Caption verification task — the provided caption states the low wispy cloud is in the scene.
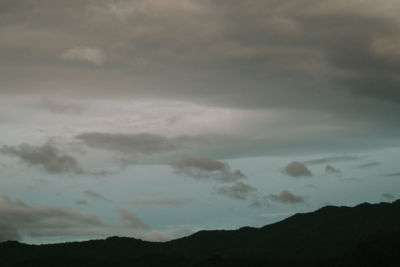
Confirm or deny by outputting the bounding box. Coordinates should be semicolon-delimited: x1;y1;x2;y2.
386;172;400;177
357;162;381;169
171;156;245;182
61;46;106;66
171;225;198;239
24;179;48;192
266;190;305;204
0;223;21;242
382;193;395;200
75;199;88;206
325;165;340;174
76;132;177;155
0;142;83;174
83;190;111;202
304;155;358;165
282;161;312;177
217;182;256;200
342;177;362;183
118;208;151;230
126;198;192;206
36;97;83;114
0;195;108;242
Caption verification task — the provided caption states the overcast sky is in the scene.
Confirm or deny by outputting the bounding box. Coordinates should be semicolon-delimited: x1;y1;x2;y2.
0;0;399;244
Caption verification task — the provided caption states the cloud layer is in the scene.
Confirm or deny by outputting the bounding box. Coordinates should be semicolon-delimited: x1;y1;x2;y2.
2;0;400;118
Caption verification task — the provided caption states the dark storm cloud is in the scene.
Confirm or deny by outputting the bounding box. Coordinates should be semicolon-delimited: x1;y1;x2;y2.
1;0;400;114
171;156;245;182
76;132;176;155
325;165;340;174
83;190;111;202
0;195;108;239
1;0;400;159
291;6;400;104
118;208;151;230
266;190;306;204
217;182;256;200
0;142;83;174
282;162;312;177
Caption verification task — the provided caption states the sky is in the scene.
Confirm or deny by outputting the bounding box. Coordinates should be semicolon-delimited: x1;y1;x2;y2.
0;0;400;244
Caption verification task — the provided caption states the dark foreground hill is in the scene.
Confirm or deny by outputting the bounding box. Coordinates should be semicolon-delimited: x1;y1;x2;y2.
1;200;400;267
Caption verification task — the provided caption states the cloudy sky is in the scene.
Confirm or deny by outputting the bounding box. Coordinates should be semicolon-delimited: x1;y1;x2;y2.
1;0;400;244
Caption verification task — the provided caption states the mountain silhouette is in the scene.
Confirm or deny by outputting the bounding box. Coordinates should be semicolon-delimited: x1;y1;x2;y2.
1;200;399;266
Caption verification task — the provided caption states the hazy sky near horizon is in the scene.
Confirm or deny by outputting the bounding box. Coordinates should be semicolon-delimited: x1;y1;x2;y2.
1;0;400;243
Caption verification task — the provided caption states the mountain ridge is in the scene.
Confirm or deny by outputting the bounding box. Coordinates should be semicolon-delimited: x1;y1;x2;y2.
1;199;399;266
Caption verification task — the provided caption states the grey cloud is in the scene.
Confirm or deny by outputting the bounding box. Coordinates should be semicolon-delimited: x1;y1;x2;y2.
83;190;110;202
171;156;245;182
266;190;306;204
357;162;381;168
118;208;151;230
251;200;262;208
24;179;48;192
0;195;108;239
173;156;227;172
282;161;312;177
36;97;83;114
386;172;400;177
126;198;192;206
76;132;176;155
61;46;106;66
382;193;395;200
305;184;318;189
325;165;340;174
0;223;21;242
72;131;385;164
89;169;115;177
75;199;88;205
304;155;358;165
0;142;83;174
342;177;362;183
217;182;256;200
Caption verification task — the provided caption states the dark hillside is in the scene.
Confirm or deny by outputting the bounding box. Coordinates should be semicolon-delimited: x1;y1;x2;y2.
1;200;399;266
